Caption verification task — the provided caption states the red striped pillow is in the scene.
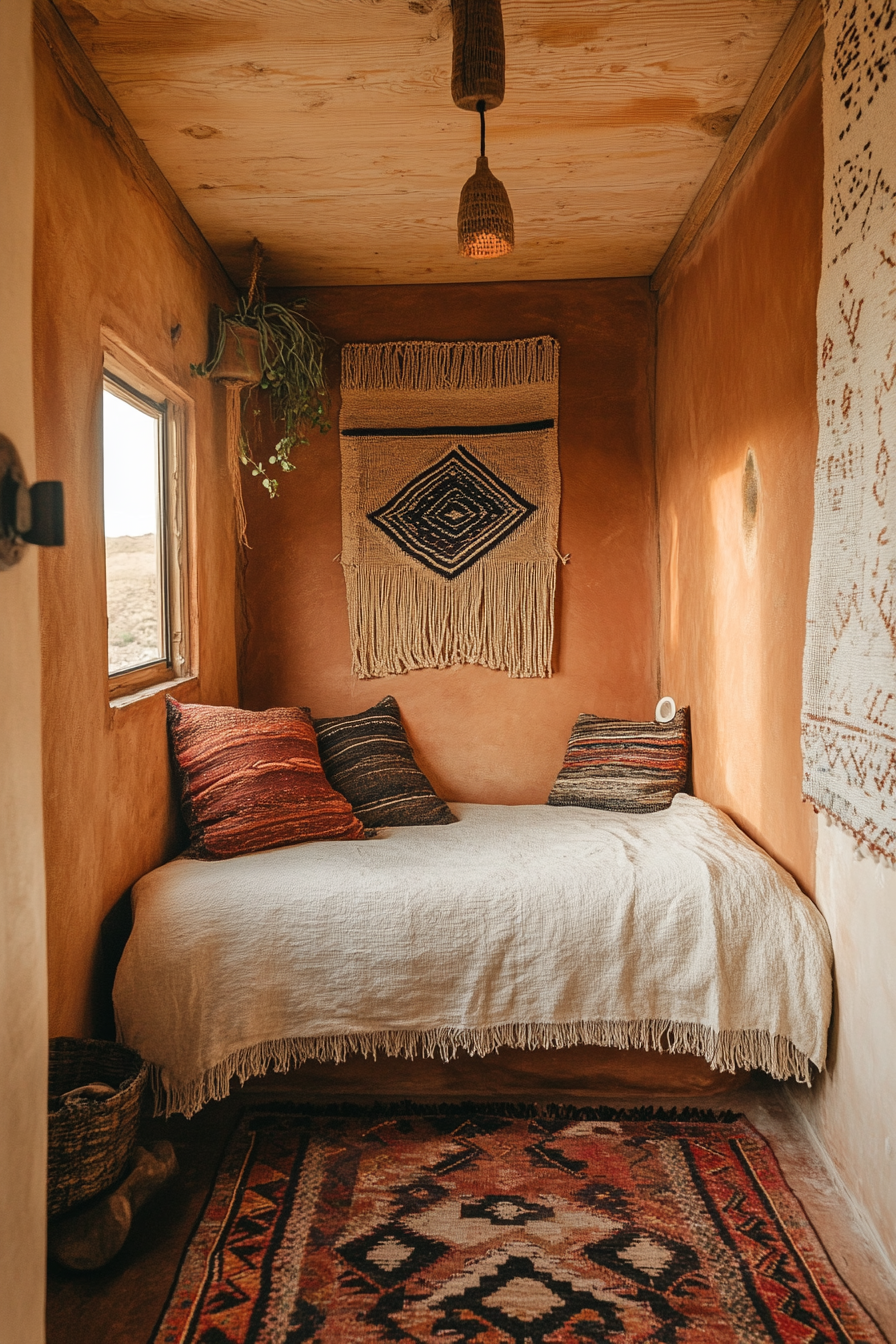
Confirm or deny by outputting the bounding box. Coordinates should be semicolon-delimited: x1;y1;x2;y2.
548;708;691;813
166;698;365;859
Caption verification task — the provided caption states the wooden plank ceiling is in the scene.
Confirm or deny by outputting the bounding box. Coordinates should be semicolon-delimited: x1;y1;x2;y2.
57;0;798;287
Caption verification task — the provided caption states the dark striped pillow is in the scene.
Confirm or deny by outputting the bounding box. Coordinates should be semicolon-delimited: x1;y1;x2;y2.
313;697;457;828
167;698;365;859
548;708;690;813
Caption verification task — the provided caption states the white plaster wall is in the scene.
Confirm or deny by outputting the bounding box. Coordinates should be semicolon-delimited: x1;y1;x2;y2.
0;0;48;1339
792;822;896;1275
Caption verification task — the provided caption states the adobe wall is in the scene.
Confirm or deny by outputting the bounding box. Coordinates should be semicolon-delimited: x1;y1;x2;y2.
0;0;48;1335
34;26;239;1036
655;50;822;895
240;279;660;805
656;42;896;1270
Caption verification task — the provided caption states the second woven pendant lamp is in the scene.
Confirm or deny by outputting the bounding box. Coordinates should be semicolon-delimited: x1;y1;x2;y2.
452;0;514;258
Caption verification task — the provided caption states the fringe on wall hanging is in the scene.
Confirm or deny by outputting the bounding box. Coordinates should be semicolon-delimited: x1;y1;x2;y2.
339;336;561;679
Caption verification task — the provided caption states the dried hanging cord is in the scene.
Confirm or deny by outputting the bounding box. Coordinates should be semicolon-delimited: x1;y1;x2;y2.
478;99;486;157
246;238;265;307
225;238;265;548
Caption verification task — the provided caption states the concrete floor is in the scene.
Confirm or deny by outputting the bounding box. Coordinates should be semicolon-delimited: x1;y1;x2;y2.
46;1068;896;1343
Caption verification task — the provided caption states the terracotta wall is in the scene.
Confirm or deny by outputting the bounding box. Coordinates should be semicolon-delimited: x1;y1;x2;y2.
1;0;48;1334
240;279;658;804
34;29;239;1037
656;43;896;1272
800;21;896;1256
793;822;896;1270
655;48;822;897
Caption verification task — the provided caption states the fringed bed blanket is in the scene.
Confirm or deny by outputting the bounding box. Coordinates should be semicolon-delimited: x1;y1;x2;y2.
114;796;832;1117
339;337;561;679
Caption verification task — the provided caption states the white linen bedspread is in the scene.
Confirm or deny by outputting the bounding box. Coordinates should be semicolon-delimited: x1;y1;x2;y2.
114;797;833;1115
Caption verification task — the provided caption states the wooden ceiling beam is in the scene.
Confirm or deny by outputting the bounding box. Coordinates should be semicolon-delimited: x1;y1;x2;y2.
33;0;232;290
651;0;822;296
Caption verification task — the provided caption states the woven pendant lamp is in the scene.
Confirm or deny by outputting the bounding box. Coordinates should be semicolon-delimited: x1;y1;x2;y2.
451;0;505;110
457;101;514;258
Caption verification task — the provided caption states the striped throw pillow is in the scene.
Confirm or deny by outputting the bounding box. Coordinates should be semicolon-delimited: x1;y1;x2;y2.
167;698;365;859
548;708;690;813
313;697;457;828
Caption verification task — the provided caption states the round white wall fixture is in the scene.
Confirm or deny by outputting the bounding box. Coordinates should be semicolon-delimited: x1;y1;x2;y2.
655;696;676;724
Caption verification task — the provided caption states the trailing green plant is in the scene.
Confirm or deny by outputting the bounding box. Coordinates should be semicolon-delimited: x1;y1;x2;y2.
191;293;330;499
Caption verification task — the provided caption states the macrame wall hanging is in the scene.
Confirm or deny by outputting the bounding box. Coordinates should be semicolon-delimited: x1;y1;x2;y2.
801;0;896;860
339;336;562;680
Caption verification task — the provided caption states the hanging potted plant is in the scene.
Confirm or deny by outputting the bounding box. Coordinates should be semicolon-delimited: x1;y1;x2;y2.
191;242;330;543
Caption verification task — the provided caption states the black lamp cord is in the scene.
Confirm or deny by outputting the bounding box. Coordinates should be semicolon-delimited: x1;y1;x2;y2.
477;99;486;157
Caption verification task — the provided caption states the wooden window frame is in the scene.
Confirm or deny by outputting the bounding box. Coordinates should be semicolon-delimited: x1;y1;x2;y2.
102;333;197;702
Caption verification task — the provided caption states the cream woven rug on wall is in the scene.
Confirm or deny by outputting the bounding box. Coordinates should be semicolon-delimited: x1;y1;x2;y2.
802;0;896;859
340;337;561;679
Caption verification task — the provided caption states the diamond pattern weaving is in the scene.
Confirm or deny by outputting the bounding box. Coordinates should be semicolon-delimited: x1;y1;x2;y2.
367;446;536;579
339;337;560;678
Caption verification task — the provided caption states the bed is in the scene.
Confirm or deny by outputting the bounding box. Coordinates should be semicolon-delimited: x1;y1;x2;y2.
113;794;833;1117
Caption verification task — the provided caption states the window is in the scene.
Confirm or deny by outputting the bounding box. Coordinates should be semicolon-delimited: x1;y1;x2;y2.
102;353;192;698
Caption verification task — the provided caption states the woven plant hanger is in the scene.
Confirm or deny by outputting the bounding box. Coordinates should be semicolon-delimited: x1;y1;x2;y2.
451;0;505;110
221;240;265;547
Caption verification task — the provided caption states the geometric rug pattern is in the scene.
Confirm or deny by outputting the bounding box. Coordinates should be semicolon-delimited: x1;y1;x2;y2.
150;1104;885;1343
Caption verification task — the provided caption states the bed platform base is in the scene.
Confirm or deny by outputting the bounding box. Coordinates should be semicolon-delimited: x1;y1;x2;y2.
242;1045;748;1103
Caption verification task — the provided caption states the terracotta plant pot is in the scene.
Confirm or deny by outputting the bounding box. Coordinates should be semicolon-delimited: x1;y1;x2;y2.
211;324;262;385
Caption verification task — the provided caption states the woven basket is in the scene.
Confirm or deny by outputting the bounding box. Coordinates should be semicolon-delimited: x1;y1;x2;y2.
48;1038;148;1219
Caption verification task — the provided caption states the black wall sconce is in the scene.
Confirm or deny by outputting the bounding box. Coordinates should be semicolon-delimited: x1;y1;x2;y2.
0;433;65;571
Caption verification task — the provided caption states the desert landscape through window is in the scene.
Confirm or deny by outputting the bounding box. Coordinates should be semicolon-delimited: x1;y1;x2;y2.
102;385;164;675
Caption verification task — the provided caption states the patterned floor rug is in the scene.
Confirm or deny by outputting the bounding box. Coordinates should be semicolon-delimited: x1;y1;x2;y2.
151;1104;884;1343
